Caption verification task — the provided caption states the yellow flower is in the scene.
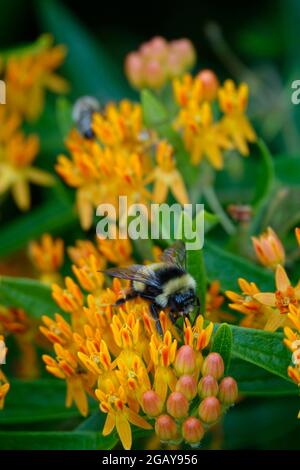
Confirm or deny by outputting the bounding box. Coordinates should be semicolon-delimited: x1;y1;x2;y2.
0;131;54;210
149;330;177;402
144;140;189;205
42;342;95;417
0;368;10;410
218;80;256;156
252;227;285;270
284;305;300;418
97;237;133;266
254;265;300;315
226;278;274;330
205;281;235;323
173;74;204;107
95;380;151;450
174;100;232;169
29;233;64;285
5;34;68;121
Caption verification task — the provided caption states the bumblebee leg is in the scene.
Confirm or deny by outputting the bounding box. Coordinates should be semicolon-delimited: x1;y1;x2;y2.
169;309;179;325
114;291;137;306
150;303;163;336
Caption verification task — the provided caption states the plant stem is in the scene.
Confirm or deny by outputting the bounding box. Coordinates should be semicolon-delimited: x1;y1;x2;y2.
203;186;236;235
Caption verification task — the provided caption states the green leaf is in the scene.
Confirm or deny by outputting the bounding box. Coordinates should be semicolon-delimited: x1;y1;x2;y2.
0;276;58;318
177;211;206;313
251;139;274;209
0;35;51;61
141;89;168;126
230;325;293;381
274;155;300;187
0;379;97;424
0;197;76;258
76;411;118;449
37;0;131;100
0;431;105;450
204;240;274;291
202;210;219;233
56;96;73;139
211;323;232;373
229;358;299;396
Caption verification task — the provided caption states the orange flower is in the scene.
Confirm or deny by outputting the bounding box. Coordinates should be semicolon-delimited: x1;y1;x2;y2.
0;131;54;210
95;381;151;450
218;80;256;156
144;140;189;205
149;330;177;402
5;34;68;121
0;369;10;410
29;233;64;284
252;227;285;269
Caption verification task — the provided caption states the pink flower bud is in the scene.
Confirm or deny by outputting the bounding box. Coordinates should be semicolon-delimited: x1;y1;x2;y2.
198;375;219;398
198;396;221;424
197;69;219;101
170;39;196;69
155;414;178;441
175;375;197;400
142;390;164;417
149;36;169;61
182;417;205;445
166;391;189;419
125;52;144;89
167;51;183;77
175;345;197;376
201;352;224;380
144;60;166;89
218;377;238;405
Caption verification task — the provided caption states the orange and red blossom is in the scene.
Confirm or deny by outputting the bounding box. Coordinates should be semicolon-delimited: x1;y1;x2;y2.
142;390;164;417
175;375;198;400
201;353;224;380
218;377;238;405
155;414;179;442
284;305;300;417
252;227;285;270
174;345;197;376
29;233;64;284
198;396;221;424
166;391;189;419
198;375;219;398
182;417;205;445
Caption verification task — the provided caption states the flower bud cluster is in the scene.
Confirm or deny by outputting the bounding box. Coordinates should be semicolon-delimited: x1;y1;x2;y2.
125;36;196;89
142;347;238;448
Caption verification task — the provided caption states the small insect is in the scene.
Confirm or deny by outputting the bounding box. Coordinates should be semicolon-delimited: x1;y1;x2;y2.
72;96;101;139
103;244;199;335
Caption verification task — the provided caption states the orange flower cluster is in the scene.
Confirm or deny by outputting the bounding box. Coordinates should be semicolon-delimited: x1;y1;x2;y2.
0;35;67;210
40;240;238;449
284;304;300;418
173;74;256;169
56;100;189;229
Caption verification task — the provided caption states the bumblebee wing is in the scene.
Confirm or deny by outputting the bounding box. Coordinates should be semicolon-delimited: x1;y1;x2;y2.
160;242;186;269
103;265;161;289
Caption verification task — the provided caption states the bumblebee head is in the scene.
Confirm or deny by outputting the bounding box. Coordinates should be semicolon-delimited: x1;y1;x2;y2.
173;289;196;316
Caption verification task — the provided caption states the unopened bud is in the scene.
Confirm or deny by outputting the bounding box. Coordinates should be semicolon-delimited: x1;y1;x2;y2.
175;345;197;376
125;53;144;89
218;377;238;405
144;60;166;89
182;417;205;445
197;69;219;100
142;390;164;417
155;414;178;441
166;391;189;419
176;375;197;400
198;375;219;398
201;352;224;380
198;396;221;424
170;39;196;69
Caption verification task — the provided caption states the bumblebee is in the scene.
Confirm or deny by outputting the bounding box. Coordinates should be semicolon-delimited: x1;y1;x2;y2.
72;96;101;139
103;244;199;335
